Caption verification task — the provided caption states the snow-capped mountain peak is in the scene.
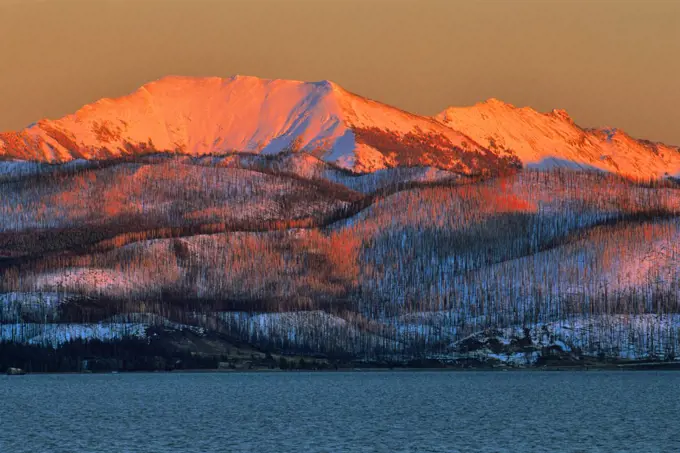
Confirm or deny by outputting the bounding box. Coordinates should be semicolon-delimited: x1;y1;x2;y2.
436;101;680;179
0;75;510;174
2;76;678;179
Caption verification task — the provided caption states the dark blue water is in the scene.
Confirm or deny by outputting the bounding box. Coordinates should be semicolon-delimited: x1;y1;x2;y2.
1;371;679;452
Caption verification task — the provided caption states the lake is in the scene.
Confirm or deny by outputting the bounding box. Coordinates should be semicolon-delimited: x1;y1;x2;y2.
1;371;679;452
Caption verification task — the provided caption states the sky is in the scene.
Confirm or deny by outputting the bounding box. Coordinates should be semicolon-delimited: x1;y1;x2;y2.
1;0;678;145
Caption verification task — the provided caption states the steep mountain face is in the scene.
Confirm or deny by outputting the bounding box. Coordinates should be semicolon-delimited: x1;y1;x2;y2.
0;76;513;174
436;99;680;179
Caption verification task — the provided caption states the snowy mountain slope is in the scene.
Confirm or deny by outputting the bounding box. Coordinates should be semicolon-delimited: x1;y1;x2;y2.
0;76;509;174
436;99;680;179
2;75;678;179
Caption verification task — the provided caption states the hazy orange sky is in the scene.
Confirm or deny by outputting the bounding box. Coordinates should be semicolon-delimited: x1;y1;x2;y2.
1;0;678;144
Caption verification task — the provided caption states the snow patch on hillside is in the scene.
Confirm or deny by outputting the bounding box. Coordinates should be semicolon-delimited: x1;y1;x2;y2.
0;313;204;347
0;322;149;347
445;315;680;363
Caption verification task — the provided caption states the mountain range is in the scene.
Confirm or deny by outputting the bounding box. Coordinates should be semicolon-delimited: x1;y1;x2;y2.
1;76;680;372
1;75;678;179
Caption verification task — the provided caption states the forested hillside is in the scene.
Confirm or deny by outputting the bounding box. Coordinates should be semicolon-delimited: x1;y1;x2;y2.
2;152;680;370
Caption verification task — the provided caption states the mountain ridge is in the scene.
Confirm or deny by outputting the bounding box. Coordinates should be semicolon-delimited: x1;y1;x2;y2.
436;98;680;179
0;75;507;174
1;75;678;178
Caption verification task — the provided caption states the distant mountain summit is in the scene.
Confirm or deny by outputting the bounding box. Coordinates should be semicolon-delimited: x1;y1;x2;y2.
0;75;511;174
1;75;678;178
436;99;680;179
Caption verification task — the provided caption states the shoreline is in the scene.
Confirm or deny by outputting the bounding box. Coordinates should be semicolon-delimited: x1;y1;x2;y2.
10;361;680;376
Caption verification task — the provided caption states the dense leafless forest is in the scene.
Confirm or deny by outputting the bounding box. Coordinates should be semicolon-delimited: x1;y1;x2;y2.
2;153;680;370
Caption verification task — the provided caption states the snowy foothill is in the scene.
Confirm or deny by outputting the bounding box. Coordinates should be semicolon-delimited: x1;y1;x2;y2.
0;322;149;348
443;315;680;364
1;302;679;364
0;159;93;182
0;313;204;348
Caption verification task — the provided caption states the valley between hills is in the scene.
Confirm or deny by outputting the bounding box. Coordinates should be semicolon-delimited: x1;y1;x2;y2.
2;76;680;372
